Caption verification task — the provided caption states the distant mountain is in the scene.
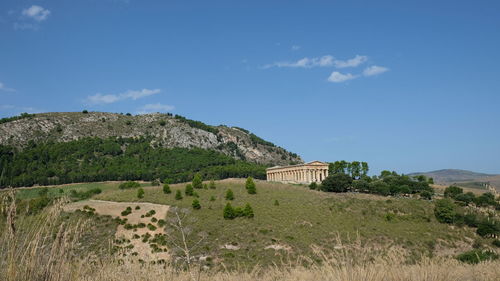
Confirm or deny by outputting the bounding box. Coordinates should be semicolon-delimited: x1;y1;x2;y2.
0;111;301;166
408;169;497;184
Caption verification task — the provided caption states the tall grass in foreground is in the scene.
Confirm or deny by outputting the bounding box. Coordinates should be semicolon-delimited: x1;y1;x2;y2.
1;190;499;281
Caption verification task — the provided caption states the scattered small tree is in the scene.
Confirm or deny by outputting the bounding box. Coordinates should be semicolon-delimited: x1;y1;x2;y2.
444;185;463;198
163;184;171;194
223;203;236;219
192;174;203;189
245;177;257;194
243;203;254;218
321;173;353;193
137;187;145;199
82;109;88;114
185;184;194;196
192;199;201;210
159;120;166;126
225;189;234;200
175;190;183;200
209;180;216;189
309;182;317;190
420;190;433;200
151;179;161;186
434;199;457;224
274;200;279;206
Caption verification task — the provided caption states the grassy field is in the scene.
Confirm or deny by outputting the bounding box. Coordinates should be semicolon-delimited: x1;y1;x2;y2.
86;178;477;267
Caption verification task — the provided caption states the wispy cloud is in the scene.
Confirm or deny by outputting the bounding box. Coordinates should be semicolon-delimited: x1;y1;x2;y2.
327;71;357;83
333;55;368;68
136;103;174;114
363;65;389;76
263;54;368;69
85;88;161;105
22;5;51;21
0;82;15;92
291;45;301;51
263;55;334;69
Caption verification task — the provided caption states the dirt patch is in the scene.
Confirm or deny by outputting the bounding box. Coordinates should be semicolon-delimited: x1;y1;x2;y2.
64;200;170;261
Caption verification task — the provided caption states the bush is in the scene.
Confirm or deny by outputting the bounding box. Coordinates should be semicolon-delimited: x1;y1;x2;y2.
434;199;457;224
162;184;171;194
175;190;183;200
456;249;498;264
82;110;88;114
245;177;257;194
119;181;141;190
209;180;216;189
121;207;132;216
159;120;166;126
223;203;236;219
151;179;161;186
192;174;203;189
420;190;433;200
185;184;194;196
274;200;279;206
321;173;353;193
243;203;254;218
192;199;201;210
209;195;216;201
135;205;141;210
476;220;500;238
309;182;317;190
225;189;234;200
444;185;463;198
492;239;500;247
137;187;145;199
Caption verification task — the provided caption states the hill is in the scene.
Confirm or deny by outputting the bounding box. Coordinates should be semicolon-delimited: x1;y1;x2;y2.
408;169;497;184
0;111;301;166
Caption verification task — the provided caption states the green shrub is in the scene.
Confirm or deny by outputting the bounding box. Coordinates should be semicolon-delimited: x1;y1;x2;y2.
245;177;257;194
157;219;166;227
309;182;317;190
82;110;88;114
456;249;498;264
135;206;141;210
476;220;500;238
147;223;157;231
243;203;254;218
444;185;463;198
209;195;216;202
192;173;203;189
223;203;236;219
175;190;183;200
151;179;161;186
434;199;457;224
162;184;171;194
209;180;216;189
492;239;500;247
192;199;201;210
137;187;145;199
185;184;194;196
119;181;141;190
225;189;234;200
274;200;279;206
420;190;433;200
121;207;132;216
159;120;166;126
321;173;353;192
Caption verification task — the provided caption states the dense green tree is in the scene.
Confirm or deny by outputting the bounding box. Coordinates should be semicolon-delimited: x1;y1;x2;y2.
162;184;171;194
185;184;194;196
137;187;145;199
474;192;497;207
321;173;353;193
243;203;254;218
476;220;499;238
420;190;433;200
245;177;256;194
192;173;203;189
225;189;234;200
175;190;183;200
209;180;216;189
434;199;457;224
454;192;475;205
309;182;317;190
444;186;463;198
223;203;236;219
192;199;201;210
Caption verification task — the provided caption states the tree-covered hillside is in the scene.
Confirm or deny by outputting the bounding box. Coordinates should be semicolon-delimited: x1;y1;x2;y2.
0;137;266;188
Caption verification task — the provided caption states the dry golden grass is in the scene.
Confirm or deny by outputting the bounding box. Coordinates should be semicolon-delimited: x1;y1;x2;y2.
1;189;499;281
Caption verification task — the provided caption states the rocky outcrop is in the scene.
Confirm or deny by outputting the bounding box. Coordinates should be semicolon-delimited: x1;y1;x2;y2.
0;112;302;166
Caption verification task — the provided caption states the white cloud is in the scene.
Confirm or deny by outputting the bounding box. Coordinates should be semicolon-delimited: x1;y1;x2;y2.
86;88;161;105
327;71;357;83
0;82;15;92
22;6;50;22
0;104;43;114
13;22;38;30
136;103;175;115
22;5;51;22
333;55;368;68
263;55;334;69
363;65;389;76
291;45;301;51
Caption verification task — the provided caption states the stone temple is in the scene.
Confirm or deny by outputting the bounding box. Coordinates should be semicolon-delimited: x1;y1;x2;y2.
266;161;329;184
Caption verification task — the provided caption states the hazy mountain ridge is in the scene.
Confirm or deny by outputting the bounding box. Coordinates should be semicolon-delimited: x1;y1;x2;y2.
0;112;301;166
408;169;497;184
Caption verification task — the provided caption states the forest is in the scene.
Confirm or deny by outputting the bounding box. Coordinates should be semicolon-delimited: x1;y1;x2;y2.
0;136;266;188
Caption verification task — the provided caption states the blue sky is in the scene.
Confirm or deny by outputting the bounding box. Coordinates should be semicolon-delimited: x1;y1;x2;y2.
1;0;499;174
